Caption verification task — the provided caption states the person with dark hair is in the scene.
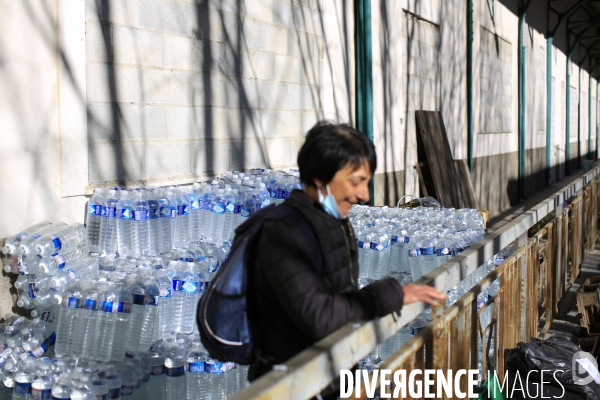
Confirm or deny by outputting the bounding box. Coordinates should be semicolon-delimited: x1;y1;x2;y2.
247;122;445;399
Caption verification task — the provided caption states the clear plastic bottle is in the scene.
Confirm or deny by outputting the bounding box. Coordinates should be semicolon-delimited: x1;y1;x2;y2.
18;223;67;257
35;223;86;257
199;183;216;241
99;189;119;256
185;340;207;400
54;283;83;356
35;244;86;276
94;283;120;361
12;353;36;400
176;263;203;334
118;359;137;397
239;187;255;225
70;375;95;400
131;191;150;258
205;358;226;399
157;189;175;255
48;257;99;292
148;347;165;400
72;285;101;359
87;188;105;253
208;189;226;245
407;236;423;282
124;278;146;353
187;185;201;242
2;221;53;255
222;188;238;242
419;234;436;275
257;183;271;209
110;283;133;362
138;277;159;352
152;267;173;342
116;191;133;257
50;372;72;400
102;364;121;400
173;189;190;249
147;189;161;257
31;364;53;400
163;341;186;400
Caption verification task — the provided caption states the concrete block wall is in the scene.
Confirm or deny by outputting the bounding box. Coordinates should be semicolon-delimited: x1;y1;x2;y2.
85;0;325;188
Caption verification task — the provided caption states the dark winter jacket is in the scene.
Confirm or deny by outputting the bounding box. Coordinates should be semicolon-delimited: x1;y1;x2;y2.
247;190;405;382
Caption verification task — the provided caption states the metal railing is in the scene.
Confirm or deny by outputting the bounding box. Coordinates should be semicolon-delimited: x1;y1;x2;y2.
232;166;600;400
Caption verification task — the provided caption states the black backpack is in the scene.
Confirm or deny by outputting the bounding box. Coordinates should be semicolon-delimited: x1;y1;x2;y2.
196;204;322;365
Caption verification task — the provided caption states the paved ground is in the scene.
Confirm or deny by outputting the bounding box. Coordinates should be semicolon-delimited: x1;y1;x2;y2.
538;244;600;343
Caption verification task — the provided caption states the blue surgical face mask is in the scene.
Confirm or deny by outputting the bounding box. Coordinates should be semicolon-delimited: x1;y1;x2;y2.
318;184;345;219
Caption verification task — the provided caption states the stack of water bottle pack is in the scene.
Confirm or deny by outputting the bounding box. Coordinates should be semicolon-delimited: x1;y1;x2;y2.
0;168;305;399
347;205;488;370
85;168;303;257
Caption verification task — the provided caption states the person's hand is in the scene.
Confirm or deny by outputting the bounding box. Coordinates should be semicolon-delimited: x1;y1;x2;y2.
402;284;446;307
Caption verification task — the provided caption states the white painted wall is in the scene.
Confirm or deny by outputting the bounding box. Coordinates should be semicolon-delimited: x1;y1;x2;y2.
0;0;88;239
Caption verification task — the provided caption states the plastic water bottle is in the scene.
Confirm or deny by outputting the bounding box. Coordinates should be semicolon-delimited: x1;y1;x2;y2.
124;279;146;353
147;190;161;257
419;235;436;275
208;189;226;245
35;244;86;276
188;185;201;242
257;183;271;209
48;257;99;291
185;340;207;399
116;191;133;257
152;268;173;342
222;188;238;242
199;184;215;240
131;191;150;258
239;187;255;224
173;190;190;249
407;237;423;281
35;223;86;256
98;189;119;255
389;232;410;274
2;221;52;255
12;354;36;399
90;371;108;400
118;359;137;397
18;223;67;257
177;262;204;334
94;283;119;361
87;188;105;253
50;372;73;399
434;236;453;267
72;286;101;359
148;346;165;400
138;277;159;352
102;364;121;400
109;283;133;362
164;341;186;400
205;358;227;399
54;283;83;356
31;364;53;400
157;189;175;255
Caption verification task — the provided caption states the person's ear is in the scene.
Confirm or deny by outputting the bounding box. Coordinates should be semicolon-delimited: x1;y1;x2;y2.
313;179;323;189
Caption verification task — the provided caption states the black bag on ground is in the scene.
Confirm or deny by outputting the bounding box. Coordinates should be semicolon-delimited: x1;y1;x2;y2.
196;204;321;365
504;336;600;400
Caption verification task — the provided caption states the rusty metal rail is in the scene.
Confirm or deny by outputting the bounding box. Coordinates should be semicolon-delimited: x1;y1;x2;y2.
231;167;600;400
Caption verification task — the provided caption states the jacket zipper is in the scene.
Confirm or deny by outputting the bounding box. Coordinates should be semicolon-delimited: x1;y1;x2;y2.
341;223;356;287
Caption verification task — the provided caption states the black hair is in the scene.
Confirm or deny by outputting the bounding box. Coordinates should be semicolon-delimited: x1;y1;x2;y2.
297;121;377;188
